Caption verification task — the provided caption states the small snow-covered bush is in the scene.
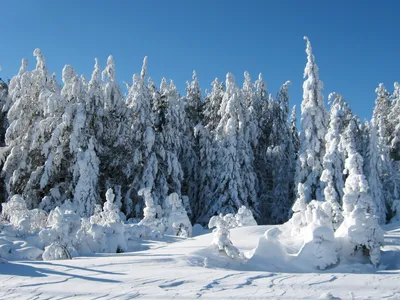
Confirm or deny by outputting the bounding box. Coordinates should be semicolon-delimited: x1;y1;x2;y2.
297;201;338;270
42;242;72;261
208;214;244;260
2;195;47;235
235;206;257;227
39;200;80;257
81;188;127;254
163;193;192;237
138;188;165;233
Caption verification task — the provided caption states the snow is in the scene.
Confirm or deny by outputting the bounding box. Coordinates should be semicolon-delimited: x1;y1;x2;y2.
1;223;399;299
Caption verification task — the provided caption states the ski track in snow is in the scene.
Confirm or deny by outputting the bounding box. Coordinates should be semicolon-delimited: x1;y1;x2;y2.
1;224;400;299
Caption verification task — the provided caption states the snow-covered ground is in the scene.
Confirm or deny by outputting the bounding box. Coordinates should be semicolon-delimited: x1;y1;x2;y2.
1;223;399;299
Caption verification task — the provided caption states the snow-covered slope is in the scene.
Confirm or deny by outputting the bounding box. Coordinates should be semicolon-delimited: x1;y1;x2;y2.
1;224;399;299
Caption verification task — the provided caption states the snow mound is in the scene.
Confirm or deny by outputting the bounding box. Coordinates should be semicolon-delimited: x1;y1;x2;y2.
42;242;72;261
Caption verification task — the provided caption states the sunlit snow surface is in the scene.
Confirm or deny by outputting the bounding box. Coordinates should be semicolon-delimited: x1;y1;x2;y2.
1;223;399;299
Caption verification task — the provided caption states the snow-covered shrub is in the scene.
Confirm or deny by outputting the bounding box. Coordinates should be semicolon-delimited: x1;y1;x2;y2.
235;206;257;227
290;183;308;235
223;213;237;228
42;242;72;261
138;188;165;233
163;193;192;237
39;200;80;257
82;188;127;254
297;201;338;270
2;195;47;235
208;214;244;260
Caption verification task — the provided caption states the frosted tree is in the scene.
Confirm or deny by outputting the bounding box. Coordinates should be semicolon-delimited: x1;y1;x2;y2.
373;83;391;143
335;119;384;266
38;64;76;211
181;71;202;219
0;78;9;204
152;79;184;208
253;73;272;222
208;214;244;260
242;72;259;148
126;57;157;217
320;93;352;229
266;81;295;223
289;105;300;201
389;82;400;159
163;192;192;237
202;73;257;220
294;37;328;207
73;138;100;216
377;116;396;221
138;187;164;232
365;118;386;224
194;123;215;223
98;56;131;216
3;49;58;208
196;78;224;222
203;78;224;133
290;105;300;154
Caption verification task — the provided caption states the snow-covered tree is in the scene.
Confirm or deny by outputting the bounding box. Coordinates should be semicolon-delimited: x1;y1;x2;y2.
203;78;224;133
373;83;391;143
202;73;257;220
335;119;384;266
265;81;295;224
208;213;244;260
98;56;131;216
138;187;164;232
73;138;100;216
365;118;386;224
320;93;352;229
196;78;224;222
181;71;202;220
152;79;184;208
0;78;9;204
235;206;257;227
3;50;59;208
294;36;328;207
389;82;400;160
252;74;272;223
125;57;157;217
163;192;192;237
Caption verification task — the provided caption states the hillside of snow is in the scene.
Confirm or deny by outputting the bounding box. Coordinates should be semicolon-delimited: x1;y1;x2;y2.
1;223;399;300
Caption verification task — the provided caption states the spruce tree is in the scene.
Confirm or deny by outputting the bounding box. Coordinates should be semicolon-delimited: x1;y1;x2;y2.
294;37;328;206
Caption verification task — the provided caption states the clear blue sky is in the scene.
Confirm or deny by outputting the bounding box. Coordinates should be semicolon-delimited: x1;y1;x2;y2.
1;0;399;121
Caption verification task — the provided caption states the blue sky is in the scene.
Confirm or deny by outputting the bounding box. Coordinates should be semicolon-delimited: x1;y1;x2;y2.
1;0;399;121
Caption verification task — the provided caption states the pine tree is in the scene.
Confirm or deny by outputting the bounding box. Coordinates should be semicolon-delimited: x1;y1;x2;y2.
253;73;272;222
294;37;328;206
336;118;383;266
373;83;391;144
365;118;386;224
202;73;257;220
3;49;58;208
320;93;351;229
266;81;295;223
152;79;184;208
126;57;157;217
389;82;400;160
181;71;202;220
196;78;223;222
0;77;9;204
